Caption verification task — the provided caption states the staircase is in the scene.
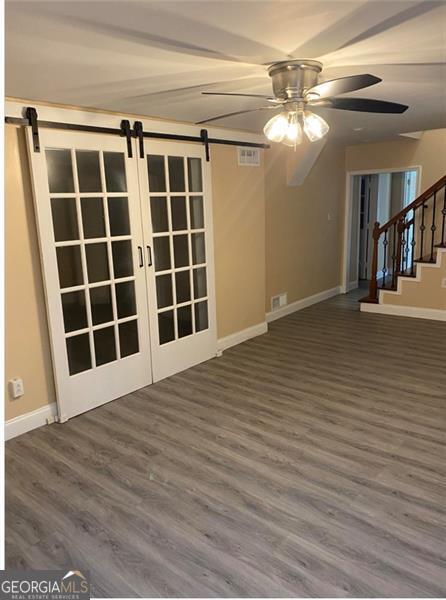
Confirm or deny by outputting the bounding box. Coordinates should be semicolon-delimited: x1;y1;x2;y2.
360;174;446;315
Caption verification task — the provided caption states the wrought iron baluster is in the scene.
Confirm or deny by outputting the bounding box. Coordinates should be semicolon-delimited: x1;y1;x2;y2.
419;203;426;260
442;185;446;247
410;213;416;276
430;191;437;261
402;222;408;273
391;222;397;288
382;229;388;288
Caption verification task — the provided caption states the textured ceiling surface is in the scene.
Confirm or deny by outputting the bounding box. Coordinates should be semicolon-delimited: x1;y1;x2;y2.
5;0;446;142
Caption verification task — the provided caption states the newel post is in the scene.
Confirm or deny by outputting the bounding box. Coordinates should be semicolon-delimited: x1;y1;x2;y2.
369;221;380;302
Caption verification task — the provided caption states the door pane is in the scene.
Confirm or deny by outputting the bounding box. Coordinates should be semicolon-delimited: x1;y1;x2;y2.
171;196;187;230
66;333;91;375
188;157;203;192
147;155;166;192
173;235;189;268
190;196;204;229
86;243;110;283
193;267;207;299
177;305;192;338
153;237;171;272
158;310;175;344
191;232;206;264
119;320;139;358
168;156;185;192
56;245;84;288
94;326;117;366
195;301;209;332
175;271;191;304
51;197;79;241
46;149;74;193
112;240;133;278
90;285;114;325
156;274;173;308
76;151;102;192
81;197;105;239
104;152;127;192
116;281;137;318
61;290;88;332
108;197;130;236
150;196;168;233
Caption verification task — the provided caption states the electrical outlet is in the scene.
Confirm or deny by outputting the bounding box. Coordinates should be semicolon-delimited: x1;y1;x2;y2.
9;378;24;399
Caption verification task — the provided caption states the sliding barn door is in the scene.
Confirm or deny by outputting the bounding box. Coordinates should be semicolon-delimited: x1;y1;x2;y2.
27;128;152;421
137;141;217;381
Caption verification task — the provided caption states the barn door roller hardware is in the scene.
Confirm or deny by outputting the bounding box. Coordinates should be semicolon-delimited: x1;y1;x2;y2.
134;121;145;158
200;129;210;162
26;107;40;152
120;120;133;158
5;107;270;156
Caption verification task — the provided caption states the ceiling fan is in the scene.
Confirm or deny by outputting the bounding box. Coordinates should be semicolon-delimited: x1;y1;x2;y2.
196;60;409;146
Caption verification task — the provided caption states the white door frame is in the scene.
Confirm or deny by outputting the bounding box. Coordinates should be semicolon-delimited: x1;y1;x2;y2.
341;165;422;293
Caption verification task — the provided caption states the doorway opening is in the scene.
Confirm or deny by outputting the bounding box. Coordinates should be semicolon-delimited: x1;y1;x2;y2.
346;168;419;291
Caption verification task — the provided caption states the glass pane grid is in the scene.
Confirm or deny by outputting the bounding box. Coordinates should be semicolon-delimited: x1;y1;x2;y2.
148;153;208;345
49;146;139;373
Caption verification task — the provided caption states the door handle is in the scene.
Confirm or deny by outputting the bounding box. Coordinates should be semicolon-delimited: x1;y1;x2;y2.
138;246;144;268
147;245;153;267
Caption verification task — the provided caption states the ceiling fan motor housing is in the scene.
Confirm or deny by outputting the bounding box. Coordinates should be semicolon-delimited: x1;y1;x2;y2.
268;60;323;100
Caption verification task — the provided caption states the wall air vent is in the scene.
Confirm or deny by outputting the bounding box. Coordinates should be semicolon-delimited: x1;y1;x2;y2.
271;292;287;311
238;147;260;167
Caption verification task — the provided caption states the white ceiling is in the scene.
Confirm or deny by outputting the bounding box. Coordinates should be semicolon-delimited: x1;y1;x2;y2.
5;0;446;142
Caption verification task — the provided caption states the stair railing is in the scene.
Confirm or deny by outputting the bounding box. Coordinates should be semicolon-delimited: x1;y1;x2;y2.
364;174;446;303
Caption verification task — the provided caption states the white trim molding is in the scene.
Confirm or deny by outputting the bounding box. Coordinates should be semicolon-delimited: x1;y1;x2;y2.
5;402;58;441
217;322;268;353
361;303;446;321
266;286;341;323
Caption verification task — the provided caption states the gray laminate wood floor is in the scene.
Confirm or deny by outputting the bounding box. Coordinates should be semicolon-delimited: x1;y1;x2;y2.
5;290;446;597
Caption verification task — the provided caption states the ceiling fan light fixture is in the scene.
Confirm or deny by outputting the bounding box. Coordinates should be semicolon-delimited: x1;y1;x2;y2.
264;111;303;146
263;112;288;142
302;111;329;142
283;112;303;147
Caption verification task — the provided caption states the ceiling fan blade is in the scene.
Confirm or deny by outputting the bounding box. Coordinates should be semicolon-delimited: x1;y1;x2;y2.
306;74;381;99
202;92;277;101
196;106;278;124
313;97;409;113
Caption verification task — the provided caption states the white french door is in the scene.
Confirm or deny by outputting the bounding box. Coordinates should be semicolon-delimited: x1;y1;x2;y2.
137;141;217;382
27;128;217;420
27;128;152;421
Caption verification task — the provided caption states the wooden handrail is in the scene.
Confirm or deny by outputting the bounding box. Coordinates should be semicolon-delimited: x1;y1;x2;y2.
377;174;446;234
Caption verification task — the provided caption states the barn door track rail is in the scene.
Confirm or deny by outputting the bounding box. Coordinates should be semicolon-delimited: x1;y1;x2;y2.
5;106;269;160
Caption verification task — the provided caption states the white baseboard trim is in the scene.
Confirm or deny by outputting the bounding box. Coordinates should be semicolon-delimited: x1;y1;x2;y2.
361;302;446;321
266;286;341;323
217;321;268;352
5;402;58;441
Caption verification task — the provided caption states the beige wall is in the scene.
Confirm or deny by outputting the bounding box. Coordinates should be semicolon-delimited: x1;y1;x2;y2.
264;141;345;309
5;123;266;420
211;145;266;338
346;129;446;191
5;125;56;420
